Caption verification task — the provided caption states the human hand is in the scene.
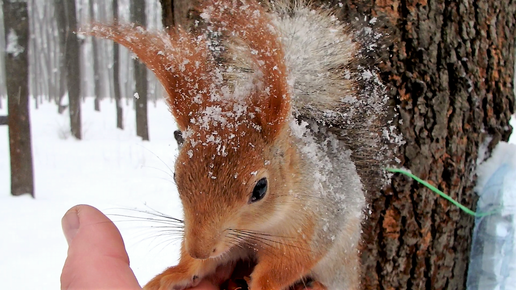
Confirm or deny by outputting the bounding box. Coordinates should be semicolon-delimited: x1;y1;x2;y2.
60;204;218;290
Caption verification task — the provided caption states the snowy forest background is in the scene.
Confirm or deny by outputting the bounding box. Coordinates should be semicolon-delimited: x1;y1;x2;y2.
0;0;163;114
0;0;185;288
0;0;515;289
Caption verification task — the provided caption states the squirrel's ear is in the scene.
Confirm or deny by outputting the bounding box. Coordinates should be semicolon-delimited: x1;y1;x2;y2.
208;0;291;141
79;24;214;131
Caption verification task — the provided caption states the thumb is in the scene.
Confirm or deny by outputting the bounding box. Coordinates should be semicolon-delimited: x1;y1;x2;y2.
60;205;141;290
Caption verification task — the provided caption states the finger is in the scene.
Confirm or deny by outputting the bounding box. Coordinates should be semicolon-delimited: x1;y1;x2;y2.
60;204;141;290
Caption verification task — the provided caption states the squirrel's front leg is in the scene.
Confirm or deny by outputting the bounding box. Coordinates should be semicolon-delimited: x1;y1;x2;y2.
249;250;321;290
144;247;218;290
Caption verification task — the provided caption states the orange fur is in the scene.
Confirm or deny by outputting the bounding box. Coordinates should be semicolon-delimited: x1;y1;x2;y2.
80;23;215;131
206;0;291;141
81;0;290;141
81;1;360;290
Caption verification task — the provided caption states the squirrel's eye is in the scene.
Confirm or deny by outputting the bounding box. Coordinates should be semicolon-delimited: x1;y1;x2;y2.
250;178;268;203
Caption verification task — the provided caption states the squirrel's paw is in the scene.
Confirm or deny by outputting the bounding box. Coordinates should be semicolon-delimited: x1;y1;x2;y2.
290;280;327;290
143;268;201;290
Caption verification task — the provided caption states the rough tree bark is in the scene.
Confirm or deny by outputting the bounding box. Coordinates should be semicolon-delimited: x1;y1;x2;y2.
160;0;516;289
130;0;149;141
55;0;82;140
113;0;123;129
327;0;516;289
2;0;35;197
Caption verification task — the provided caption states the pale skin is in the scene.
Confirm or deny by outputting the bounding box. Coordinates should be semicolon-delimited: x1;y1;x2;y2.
60;204;217;290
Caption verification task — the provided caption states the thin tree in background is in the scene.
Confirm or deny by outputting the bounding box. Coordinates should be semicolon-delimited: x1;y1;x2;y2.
159;0;200;30
130;0;149;140
2;0;35;197
28;2;63;110
55;0;82;139
113;0;123;129
89;0;101;111
0;7;5;110
158;0;174;30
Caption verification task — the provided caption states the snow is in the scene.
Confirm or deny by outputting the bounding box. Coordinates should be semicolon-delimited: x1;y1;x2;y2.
5;29;24;57
509;115;516;144
0;98;183;289
476;140;516;198
474;115;516;217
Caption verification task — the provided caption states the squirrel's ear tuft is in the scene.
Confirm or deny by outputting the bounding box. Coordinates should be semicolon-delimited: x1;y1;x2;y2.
207;0;291;141
79;23;215;131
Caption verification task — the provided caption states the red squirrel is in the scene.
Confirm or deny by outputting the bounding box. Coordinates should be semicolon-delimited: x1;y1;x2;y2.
82;0;365;289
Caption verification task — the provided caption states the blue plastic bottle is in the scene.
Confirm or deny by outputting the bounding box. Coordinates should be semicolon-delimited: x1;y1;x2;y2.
467;146;516;290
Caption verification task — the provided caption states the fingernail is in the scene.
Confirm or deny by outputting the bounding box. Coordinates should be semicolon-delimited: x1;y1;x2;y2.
62;206;80;245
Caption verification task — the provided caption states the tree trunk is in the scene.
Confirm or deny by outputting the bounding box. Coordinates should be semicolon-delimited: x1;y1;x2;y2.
89;0;101;111
131;0;149;141
159;0;201;30
0;7;5;109
329;0;516;289
159;0;174;30
55;0;82;140
2;0;35;197
113;0;123;129
160;0;516;289
56;3;68;114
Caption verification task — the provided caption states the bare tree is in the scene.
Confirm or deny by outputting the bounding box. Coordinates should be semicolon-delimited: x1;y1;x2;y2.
27;1;64;110
159;0;201;32
55;0;82;139
113;0;123;129
130;0;149;140
89;0;101;111
158;0;174;30
0;7;6;109
2;0;35;197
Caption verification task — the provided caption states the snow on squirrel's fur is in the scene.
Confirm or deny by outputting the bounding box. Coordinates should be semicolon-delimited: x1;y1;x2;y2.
79;1;387;289
80;0;371;194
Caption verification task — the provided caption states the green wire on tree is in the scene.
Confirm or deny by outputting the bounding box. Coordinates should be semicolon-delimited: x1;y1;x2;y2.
386;168;500;218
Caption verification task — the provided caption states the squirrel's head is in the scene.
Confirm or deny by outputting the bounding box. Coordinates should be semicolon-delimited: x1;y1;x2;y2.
82;0;299;259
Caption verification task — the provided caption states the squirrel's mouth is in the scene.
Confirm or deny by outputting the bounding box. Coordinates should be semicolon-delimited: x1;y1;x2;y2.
204;258;256;290
220;258;256;290
211;257;319;290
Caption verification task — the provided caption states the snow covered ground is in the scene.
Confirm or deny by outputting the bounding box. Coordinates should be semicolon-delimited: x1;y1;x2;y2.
0;98;184;288
1;97;516;289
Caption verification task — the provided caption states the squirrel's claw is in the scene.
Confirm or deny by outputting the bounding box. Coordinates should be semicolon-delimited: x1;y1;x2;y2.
291;280;327;290
143;268;199;290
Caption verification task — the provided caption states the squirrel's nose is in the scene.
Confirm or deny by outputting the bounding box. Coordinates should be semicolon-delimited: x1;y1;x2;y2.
184;222;220;259
188;246;214;260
